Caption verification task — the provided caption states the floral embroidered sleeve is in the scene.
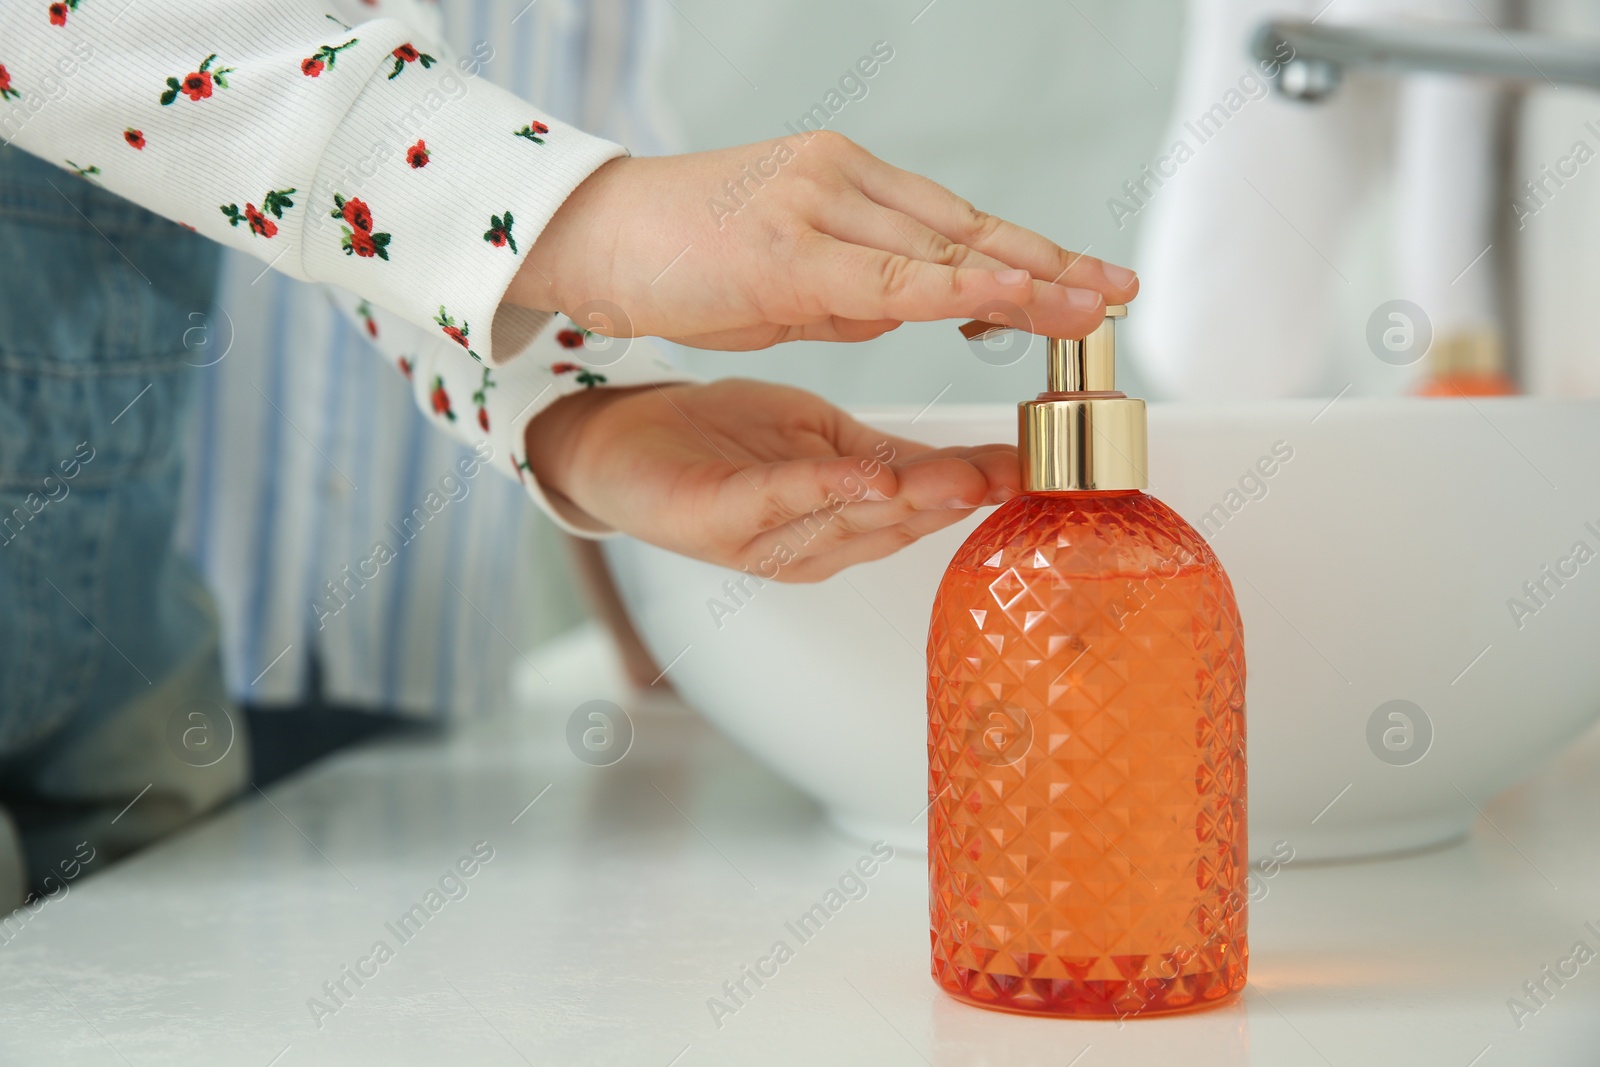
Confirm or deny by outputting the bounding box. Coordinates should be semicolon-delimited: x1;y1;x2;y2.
0;0;691;531
0;0;632;365
324;290;694;536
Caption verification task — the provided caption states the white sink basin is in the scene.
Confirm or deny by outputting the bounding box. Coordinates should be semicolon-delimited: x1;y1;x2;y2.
604;398;1600;862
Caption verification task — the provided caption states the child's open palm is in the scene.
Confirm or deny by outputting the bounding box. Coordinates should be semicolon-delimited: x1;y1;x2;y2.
527;379;1021;582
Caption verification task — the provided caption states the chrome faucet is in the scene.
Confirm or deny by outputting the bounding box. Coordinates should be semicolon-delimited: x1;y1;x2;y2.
1253;18;1600;101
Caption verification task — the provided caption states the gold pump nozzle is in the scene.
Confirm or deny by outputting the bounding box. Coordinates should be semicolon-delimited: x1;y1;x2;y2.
959;305;1147;492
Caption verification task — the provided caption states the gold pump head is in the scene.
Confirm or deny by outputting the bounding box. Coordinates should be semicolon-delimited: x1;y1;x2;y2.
961;305;1148;492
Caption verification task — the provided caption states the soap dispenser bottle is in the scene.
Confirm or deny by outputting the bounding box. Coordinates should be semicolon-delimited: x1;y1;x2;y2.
927;306;1248;1018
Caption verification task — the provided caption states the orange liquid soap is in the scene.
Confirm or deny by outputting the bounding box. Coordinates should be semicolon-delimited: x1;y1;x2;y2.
1415;333;1517;397
929;308;1248;1018
1415;371;1516;398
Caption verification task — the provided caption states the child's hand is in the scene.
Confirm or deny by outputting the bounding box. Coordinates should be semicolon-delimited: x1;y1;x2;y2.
511;133;1138;348
526;379;1019;582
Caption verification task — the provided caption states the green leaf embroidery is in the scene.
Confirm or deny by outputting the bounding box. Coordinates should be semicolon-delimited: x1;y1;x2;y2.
471;366;495;406
222;188;294;231
434;306;480;361
261;188;296;218
387;47;437;80
483;212;517;254
310;38;359;71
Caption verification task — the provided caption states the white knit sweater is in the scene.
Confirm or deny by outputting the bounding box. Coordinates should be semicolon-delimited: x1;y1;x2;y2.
0;0;684;531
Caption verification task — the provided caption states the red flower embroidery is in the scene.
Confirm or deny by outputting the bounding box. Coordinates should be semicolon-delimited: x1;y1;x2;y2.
471;367;495;432
0;66;18;101
555;328;586;349
357;300;378;338
433;307;479;361
302;38;359;77
406;140;429;168
244;205;277;238
221;188;294;240
397;356;414;380
429;376;456;421
514;121;550;145
551;362;607;388
162;55;234;105
387;43;435;79
483;211;517;253
330;194;391;260
341;197;372;232
123;128;145;149
48;2;76;27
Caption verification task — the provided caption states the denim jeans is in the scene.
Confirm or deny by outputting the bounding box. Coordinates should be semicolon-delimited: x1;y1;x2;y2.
0;145;249;908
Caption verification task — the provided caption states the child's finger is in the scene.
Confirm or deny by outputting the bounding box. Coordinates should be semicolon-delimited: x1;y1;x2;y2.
823;195;1015;276
825;414;1016;486
800;233;1107;338
736;454;899;539
947;445;1022;503
776;510;981;584
668;316;903;349
888;453;995;510
852;153;1140;301
875;445;1020;508
736;452;997;563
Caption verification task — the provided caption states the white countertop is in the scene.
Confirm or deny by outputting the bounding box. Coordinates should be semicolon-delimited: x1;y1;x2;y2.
4;626;1600;1066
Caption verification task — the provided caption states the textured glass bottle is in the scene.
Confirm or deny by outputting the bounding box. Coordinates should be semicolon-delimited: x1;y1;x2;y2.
928;308;1248;1018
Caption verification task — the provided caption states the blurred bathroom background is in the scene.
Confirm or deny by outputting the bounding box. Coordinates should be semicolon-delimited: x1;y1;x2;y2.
662;0;1600;403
